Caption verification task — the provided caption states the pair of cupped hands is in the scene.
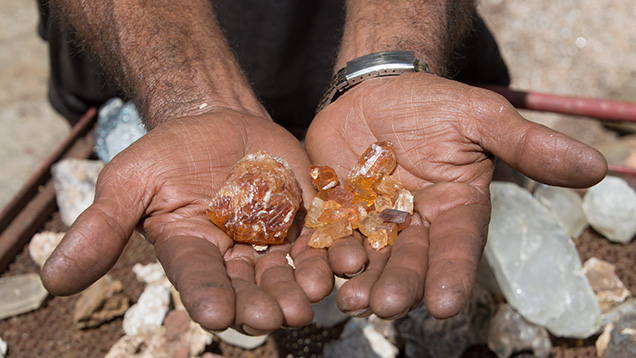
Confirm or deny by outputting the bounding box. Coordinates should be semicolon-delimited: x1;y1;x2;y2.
41;74;606;335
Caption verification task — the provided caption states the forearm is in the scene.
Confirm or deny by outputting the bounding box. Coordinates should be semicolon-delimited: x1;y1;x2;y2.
51;0;265;128
337;0;476;76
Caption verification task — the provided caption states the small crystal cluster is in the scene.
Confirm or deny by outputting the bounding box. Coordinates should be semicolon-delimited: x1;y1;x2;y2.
306;141;413;250
207;151;302;245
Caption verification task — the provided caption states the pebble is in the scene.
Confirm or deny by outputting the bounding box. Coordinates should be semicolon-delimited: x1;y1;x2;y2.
533;184;587;239
582;257;631;313
486;182;600;338
51;158;104;227
582;176;636;244
214;328;268;350
28;231;65;267
395;283;494;358
324;317;398;358
0;337;6;358
73;275;129;329
488;304;552;358
122;282;171;335
0;273;49;320
596;313;636;358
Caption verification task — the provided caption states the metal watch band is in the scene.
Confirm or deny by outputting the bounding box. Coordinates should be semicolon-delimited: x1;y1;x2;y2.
316;51;432;113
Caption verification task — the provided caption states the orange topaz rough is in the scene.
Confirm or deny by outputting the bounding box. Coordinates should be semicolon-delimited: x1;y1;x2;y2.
207;151;302;245
306;141;414;250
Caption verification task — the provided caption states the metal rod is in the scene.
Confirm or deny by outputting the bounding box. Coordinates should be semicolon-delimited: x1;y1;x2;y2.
0;107;96;233
0;109;97;272
479;85;636;123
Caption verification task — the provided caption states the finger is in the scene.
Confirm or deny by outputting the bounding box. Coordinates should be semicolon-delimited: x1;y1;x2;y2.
41;163;146;296
292;228;334;303
337;240;390;316
155;235;235;331
468;87;607;187
225;258;284;335
368;225;428;319
256;249;314;327
327;234;368;278
423;201;490;319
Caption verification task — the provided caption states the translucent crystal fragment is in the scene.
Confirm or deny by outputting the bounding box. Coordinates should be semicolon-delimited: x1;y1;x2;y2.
374;175;406;196
347;141;397;189
310;165;339;191
207;151;302;245
308;230;334;249
379;208;412;231
374;195;394;214
328;186;355;206
305;197;326;228
308;219;352;249
318;200;350;224
393;189;414;214
305;141;414;250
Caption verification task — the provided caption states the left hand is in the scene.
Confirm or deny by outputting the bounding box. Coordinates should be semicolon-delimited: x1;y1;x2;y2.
305;73;607;319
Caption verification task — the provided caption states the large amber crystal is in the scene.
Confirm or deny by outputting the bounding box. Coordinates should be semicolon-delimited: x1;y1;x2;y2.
207;151;302;245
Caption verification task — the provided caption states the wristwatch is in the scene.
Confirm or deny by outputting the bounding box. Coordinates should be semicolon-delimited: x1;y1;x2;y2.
316;51;432;113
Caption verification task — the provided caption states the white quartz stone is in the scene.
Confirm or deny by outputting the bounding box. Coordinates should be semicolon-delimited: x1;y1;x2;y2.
582;176;636;244
486;182;600;338
123;283;171;335
534;184;587;239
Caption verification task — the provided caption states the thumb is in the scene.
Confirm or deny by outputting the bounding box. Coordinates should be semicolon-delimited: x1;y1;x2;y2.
41;161;148;295
472;89;607;188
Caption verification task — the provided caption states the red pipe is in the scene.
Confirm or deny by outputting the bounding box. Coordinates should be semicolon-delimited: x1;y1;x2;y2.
480;85;636;123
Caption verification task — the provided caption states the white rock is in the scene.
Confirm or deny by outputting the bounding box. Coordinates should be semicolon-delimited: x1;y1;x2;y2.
214;328;268;349
600;298;636;330
132;262;166;285
95;98;147;163
28;231;65;267
488;304;552;358
582;176;636;243
582;257;631;313
123;283;171;335
486;182;600;338
51;158;104;227
0;337;7;358
324;318;398;358
534;184;587;239
0;273;49;320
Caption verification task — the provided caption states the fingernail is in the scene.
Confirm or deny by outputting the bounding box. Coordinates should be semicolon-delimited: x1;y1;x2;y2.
345;307;371;317
343;263;367;278
384;308;410;321
242;324;271;336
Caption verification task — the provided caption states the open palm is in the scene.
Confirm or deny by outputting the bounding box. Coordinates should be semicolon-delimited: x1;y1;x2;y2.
42;109;333;333
305;73;607;319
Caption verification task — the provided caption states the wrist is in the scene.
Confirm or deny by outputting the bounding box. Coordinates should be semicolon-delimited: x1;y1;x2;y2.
336;0;476;77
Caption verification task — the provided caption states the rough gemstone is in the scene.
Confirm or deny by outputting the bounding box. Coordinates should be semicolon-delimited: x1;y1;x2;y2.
374;195;394;214
310;165;339;191
374;175;406;196
305;197;327;228
393;189;414;214
486;182;601;338
379;209;412;231
582;176;636;244
207;151;302;245
347;141;397;189
306;141;413;250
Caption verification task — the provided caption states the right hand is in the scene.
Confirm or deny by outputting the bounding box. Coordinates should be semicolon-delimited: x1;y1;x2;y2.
42;107;334;334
